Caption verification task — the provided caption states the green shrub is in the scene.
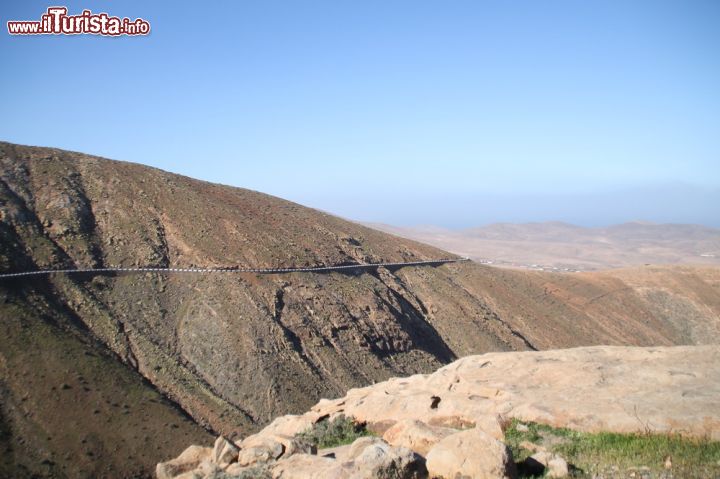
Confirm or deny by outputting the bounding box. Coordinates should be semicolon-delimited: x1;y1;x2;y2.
233;465;271;479
296;414;371;449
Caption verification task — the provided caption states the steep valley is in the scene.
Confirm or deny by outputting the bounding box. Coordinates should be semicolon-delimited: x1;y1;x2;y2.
1;142;719;478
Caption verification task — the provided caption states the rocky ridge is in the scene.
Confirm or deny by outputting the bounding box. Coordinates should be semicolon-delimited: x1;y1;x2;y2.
158;345;720;478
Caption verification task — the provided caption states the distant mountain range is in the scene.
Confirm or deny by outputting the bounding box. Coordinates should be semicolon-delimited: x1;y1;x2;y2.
365;221;720;271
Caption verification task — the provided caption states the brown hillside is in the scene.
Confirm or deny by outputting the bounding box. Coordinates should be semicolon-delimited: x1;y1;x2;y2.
1;142;718;477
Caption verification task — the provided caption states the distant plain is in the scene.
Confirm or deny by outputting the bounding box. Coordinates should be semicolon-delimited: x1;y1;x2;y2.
366;222;720;271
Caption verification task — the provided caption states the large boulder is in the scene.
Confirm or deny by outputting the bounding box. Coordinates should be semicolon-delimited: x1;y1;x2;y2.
273;437;426;479
382;419;457;456
342;436;388;461
236;435;284;467
236;433;315;467
425;427;517;479
271;454;338;479
342;440;425;478
212;436;239;468
473;414;505;442
156;445;212;479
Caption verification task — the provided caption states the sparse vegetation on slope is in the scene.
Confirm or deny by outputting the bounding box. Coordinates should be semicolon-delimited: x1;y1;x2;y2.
0;287;212;478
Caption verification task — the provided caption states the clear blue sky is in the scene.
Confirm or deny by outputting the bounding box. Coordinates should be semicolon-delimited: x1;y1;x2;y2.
2;1;719;227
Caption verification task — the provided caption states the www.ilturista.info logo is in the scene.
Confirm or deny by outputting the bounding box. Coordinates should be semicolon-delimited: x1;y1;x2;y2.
7;7;150;36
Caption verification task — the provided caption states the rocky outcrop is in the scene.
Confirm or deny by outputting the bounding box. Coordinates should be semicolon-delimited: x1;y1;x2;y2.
211;436;240;468
156;445;213;479
158;345;719;478
297;344;720;441
157;435;427;479
381;419;456;456
425;428;516;479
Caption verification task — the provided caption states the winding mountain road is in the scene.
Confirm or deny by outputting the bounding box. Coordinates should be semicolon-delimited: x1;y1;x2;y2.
0;258;469;280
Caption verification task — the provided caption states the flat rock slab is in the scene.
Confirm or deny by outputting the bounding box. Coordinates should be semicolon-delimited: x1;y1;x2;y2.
159;346;720;478
303;345;720;439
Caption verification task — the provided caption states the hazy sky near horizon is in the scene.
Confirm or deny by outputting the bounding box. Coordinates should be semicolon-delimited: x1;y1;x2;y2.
1;1;719;227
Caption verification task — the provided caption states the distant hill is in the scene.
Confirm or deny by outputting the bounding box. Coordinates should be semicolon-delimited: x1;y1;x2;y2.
1;142;719;477
366;221;720;271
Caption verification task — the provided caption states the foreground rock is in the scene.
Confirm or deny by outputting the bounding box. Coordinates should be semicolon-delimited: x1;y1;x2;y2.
157;345;720;478
158;435;426;479
156;445;212;479
382;419;457;455
274;437;426;478
425;428;516;478
307;345;720;440
523;451;570;478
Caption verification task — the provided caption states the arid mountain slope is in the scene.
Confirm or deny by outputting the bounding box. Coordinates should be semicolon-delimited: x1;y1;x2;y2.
0;287;213;479
445;264;720;348
1;142;719;477
368;221;720;271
